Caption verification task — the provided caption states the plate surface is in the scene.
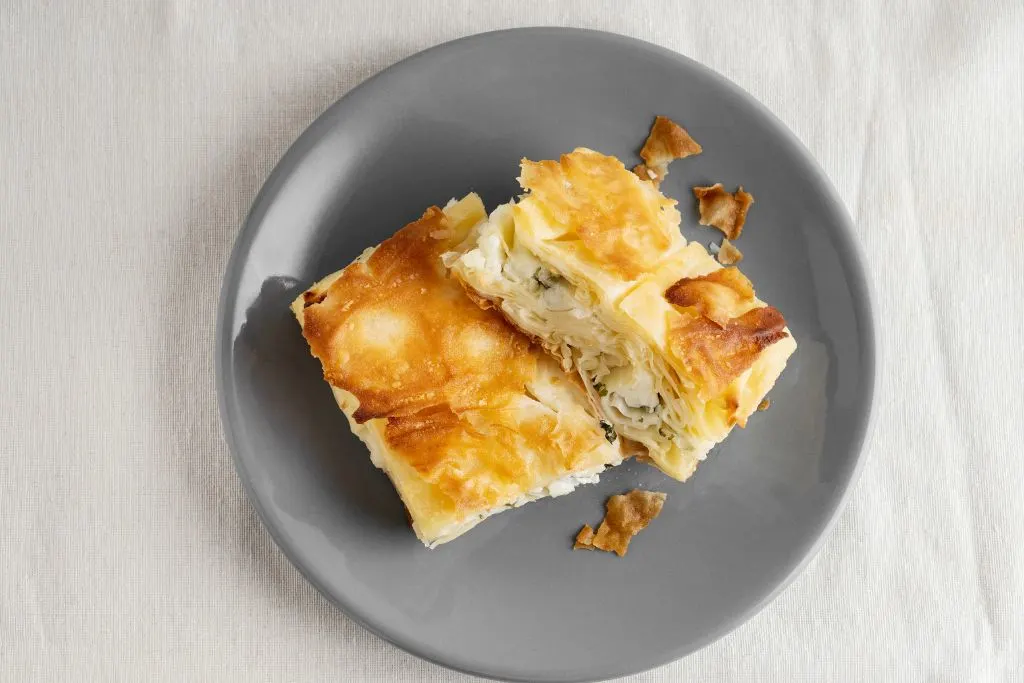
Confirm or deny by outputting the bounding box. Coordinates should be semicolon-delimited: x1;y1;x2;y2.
216;28;875;682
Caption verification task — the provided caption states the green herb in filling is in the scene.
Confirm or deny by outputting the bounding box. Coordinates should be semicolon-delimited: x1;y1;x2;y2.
599;420;617;443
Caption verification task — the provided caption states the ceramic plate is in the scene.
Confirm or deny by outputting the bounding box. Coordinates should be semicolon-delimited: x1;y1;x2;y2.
216;28;876;682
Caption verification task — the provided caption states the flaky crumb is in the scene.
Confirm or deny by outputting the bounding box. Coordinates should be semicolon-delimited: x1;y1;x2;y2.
641;116;702;168
574;524;596;550
573;490;667;557
634;116;701;187
716;238;743;265
693;184;754;240
632;162;665;187
758;398;771;411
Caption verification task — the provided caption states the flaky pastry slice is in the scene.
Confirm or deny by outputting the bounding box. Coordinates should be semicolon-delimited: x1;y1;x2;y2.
446;150;796;481
293;194;624;547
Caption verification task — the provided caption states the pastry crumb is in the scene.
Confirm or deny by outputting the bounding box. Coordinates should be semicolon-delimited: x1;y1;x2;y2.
573;490;667;557
632;162;665;186
694;184;754;240
574;524;596;550
634;116;702;187
641;116;702;168
758;398;771;411
716;238;743;265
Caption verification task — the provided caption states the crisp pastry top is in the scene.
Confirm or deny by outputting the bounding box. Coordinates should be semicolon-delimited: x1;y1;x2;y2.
619;242;793;424
295;195;622;539
516;148;686;284
300;195;536;423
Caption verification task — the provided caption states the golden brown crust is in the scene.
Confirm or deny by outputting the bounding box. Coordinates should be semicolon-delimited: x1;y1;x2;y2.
640;116;702;169
664;267;756;328
301;207;535;423
664;266;789;397
584;490;667;557
694;184;754;240
668;306;789;399
716;238;743;265
757;397;771;411
518;149;679;279
381;402;606;512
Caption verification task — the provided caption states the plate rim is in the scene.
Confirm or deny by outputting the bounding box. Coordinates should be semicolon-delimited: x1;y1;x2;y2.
215;26;878;682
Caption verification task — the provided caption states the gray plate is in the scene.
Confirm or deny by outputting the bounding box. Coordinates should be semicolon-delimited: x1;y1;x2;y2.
216;28;876;682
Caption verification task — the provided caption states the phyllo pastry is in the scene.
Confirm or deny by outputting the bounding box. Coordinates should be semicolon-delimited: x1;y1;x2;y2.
292;193;624;547
446;150;796;481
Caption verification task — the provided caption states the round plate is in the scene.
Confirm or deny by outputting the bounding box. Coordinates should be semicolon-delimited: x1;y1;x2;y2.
216;28;875;682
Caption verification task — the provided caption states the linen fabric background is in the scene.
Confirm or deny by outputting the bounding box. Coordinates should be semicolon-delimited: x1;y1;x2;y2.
2;1;1022;680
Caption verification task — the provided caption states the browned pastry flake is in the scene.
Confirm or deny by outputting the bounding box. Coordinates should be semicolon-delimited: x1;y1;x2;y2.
573;490;668;557
664;267;756;328
641;116;702;168
693;184;754;240
574;524;596;550
716;238;743;265
631;162;665;186
633;116;702;187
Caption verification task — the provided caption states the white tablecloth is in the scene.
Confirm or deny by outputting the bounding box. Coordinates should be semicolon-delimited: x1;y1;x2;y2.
3;1;1022;680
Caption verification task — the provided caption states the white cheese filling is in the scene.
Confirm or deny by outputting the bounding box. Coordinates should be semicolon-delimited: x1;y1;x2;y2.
449;223;687;458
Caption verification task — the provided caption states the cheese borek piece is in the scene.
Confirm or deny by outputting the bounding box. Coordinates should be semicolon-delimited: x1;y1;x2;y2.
447;151;796;481
294;194;624;546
